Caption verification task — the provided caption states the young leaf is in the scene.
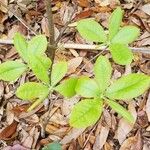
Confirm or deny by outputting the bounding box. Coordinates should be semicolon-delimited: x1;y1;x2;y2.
69;99;103;128
0;61;27;81
106;74;150;100
55;77;78;98
77;19;107;43
111;26;140;44
28;35;47;55
13;33;28;62
42;142;62;150
16;82;49;101
51;62;68;86
29;55;51;84
94;56;112;92
75;77;100;98
109;7;123;40
106;99;134;123
109;43;133;65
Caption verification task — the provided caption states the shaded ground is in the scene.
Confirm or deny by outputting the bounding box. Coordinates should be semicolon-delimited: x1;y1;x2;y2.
0;0;150;149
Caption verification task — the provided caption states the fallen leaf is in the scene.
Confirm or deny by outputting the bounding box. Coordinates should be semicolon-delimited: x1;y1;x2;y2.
93;126;110;150
77;0;90;7
68;57;83;74
115;101;137;144
60;128;85;144
0;121;18;140
141;4;150;16
146;93;150;122
119;131;142;150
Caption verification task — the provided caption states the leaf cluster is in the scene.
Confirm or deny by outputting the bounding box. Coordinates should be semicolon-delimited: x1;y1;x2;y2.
76;7;140;65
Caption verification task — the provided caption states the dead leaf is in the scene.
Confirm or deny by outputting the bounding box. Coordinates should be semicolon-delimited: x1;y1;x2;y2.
0;121;18;140
77;0;90;7
68;57;83;74
141;4;150;16
61;128;85;144
0;0;8;13
93;126;109;150
115;101;137;144
119;131;142;150
146;93;150;122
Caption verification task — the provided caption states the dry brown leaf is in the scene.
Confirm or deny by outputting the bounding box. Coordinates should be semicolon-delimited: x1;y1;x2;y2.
115;101;137;144
68;57;83;74
0;0;8;13
119;131;142;150
146;93;150;122
77;0;90;7
93;126;110;150
141;4;150;16
61;128;85;144
0;121;18;140
6;102;14;125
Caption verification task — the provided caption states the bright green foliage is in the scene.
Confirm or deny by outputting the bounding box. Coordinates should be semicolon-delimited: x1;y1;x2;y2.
77;19;107;43
72;55;150;128
27;35;48;55
106;99;134;123
42;142;62;150
111;26;140;44
109;7;123;40
51;62;68;86
75;77;100;98
94;56;112;92
28;55;51;84
16;82;49;101
76;7;140;66
55;77;78;98
13;33;28;62
0;61;27;81
69;99;103;128
106;74;150;100
109;44;133;65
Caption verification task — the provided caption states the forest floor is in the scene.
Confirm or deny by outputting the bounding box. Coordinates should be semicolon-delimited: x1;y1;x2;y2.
0;0;150;150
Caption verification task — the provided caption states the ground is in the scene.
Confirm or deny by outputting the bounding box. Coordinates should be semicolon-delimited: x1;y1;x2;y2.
0;0;150;150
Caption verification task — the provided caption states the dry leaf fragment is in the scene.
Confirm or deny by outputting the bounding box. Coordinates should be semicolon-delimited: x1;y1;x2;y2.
77;0;90;7
61;128;85;144
119;131;142;150
115;101;137;144
0;121;18;140
146;93;150;122
141;4;150;16
93;126;110;150
68;57;83;74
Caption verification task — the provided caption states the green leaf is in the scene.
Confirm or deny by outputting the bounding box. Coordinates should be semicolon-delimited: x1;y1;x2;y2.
55;77;78;98
75;77;100;98
13;33;28;62
94;56;112;92
69;99;103;128
109;7;123;40
42;142;62;150
29;55;51;84
109;43;133;65
28;35;48;55
106;99;134;123
16;82;49;101
111;26;140;44
77;19;107;43
51;62;68;86
0;61;27;81
106;74;150;100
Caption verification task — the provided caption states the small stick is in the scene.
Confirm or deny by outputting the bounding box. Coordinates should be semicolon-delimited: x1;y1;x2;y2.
1;39;149;54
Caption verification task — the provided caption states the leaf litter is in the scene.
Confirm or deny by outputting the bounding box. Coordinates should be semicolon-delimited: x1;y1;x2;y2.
0;0;150;149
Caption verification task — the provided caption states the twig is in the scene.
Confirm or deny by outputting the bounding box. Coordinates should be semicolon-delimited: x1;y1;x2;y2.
0;1;37;35
45;0;56;61
0;39;150;54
